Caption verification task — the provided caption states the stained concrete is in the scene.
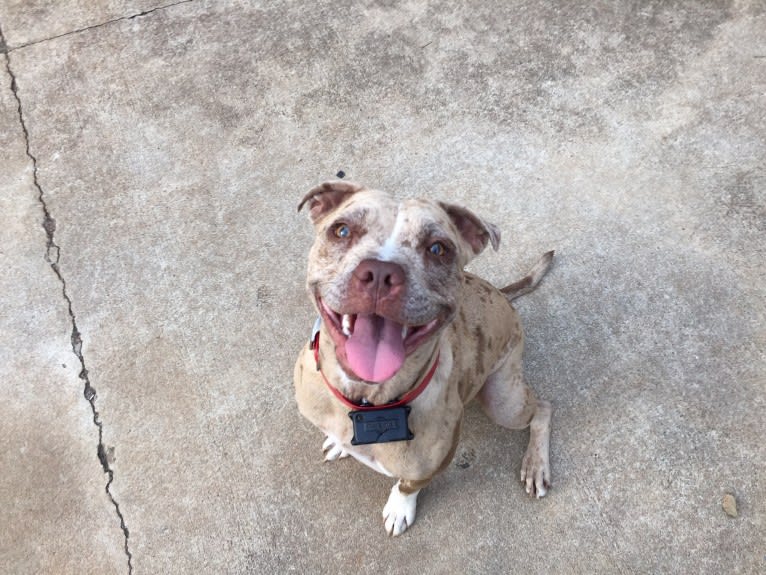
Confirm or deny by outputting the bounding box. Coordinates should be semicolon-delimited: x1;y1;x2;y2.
0;1;764;574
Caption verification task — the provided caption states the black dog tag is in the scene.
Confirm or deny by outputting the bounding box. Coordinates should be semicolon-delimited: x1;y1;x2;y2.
349;406;414;445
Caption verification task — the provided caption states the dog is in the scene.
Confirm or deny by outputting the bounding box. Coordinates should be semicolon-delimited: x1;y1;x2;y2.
294;180;553;536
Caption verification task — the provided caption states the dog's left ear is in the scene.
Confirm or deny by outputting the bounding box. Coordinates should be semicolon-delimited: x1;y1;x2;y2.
440;202;501;256
298;180;365;223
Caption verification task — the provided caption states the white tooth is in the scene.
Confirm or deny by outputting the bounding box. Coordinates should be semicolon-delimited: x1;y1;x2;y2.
342;314;352;336
402;325;408;339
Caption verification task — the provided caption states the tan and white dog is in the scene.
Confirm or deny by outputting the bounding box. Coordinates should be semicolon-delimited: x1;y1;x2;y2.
294;180;554;536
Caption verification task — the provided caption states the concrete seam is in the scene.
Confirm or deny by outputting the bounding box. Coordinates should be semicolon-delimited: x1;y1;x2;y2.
1;32;134;575
3;0;196;52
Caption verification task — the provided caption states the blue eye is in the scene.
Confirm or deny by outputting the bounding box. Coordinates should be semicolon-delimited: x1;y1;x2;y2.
334;223;351;239
429;242;446;256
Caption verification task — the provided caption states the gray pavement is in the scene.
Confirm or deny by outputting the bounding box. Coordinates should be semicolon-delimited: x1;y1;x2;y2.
0;1;764;573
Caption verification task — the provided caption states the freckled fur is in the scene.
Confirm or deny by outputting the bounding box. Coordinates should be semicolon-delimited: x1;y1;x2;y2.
294;181;555;535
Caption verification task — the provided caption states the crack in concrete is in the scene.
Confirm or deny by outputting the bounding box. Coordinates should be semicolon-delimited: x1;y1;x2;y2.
4;0;197;52
1;28;133;575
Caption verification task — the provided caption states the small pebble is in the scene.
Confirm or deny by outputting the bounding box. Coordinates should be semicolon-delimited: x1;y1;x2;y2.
722;493;738;517
336;170;345;178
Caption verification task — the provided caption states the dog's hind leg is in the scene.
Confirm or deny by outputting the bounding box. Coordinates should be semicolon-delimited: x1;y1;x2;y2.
477;345;552;498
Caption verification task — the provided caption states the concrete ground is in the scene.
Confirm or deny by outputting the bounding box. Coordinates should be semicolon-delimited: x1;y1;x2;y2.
1;1;764;573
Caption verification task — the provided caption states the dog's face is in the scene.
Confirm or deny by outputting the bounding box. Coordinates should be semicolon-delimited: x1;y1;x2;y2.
299;181;500;383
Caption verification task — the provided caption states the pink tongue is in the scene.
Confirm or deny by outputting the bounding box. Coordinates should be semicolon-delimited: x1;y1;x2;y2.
345;314;405;383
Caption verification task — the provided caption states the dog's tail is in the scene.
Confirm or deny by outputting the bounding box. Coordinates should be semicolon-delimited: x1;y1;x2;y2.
500;251;555;302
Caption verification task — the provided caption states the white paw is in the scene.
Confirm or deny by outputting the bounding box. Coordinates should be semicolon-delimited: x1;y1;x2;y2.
322;436;350;462
520;448;551;498
382;483;419;536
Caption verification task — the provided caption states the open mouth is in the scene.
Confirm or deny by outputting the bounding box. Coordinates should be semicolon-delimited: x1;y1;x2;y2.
318;298;442;383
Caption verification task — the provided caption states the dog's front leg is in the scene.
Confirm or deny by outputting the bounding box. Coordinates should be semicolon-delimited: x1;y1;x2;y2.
383;478;429;536
322;435;350;461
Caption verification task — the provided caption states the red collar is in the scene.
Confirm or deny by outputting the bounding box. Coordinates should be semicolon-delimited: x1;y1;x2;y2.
311;331;440;412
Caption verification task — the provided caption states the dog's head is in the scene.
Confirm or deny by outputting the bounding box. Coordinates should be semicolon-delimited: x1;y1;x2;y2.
299;181;500;383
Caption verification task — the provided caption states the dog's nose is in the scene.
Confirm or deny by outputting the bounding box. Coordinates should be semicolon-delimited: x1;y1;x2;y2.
352;259;405;299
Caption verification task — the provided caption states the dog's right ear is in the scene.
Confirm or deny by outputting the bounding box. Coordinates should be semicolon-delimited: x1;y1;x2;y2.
298;181;365;223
